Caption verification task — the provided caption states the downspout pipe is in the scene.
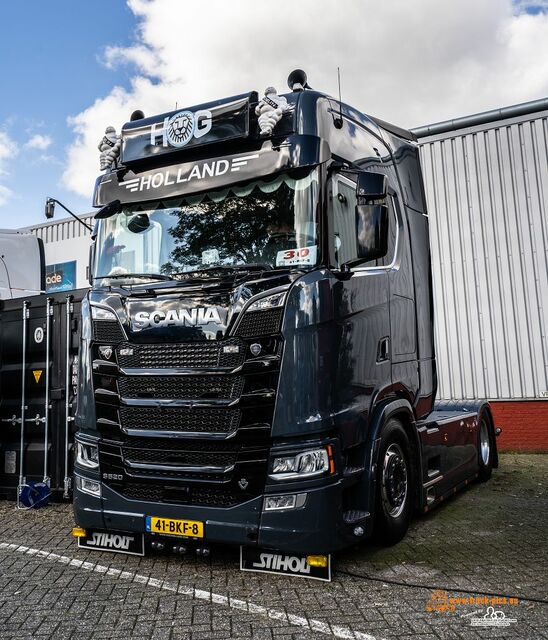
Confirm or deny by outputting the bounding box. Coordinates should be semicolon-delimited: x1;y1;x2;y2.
411;97;548;138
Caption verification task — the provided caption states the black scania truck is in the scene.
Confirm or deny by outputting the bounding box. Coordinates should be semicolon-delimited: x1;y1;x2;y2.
72;71;497;579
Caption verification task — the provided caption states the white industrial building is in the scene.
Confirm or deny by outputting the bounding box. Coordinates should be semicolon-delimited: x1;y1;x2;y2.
413;98;548;403
25;215;94;290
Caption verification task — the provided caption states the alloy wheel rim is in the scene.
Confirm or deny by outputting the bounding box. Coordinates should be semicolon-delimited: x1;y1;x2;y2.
480;420;490;465
381;443;408;518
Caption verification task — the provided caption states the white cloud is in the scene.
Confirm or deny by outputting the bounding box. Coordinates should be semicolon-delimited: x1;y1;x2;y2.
62;0;548;198
0;131;16;163
0;131;17;206
0;185;13;207
25;133;53;150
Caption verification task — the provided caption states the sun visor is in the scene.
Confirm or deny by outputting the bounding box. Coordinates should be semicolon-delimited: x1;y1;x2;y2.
93;135;330;207
121;92;259;165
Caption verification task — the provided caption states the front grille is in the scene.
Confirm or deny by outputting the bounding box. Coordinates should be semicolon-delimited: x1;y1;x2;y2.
123;482;252;507
117;338;246;370
119;406;240;434
235;309;283;337
118;376;245;401
97;301;282;511
94;320;125;343
122;447;237;467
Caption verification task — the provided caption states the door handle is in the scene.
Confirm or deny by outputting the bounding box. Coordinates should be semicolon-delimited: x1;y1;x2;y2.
377;337;390;362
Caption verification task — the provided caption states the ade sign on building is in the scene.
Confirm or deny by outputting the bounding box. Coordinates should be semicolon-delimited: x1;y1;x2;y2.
45;261;77;293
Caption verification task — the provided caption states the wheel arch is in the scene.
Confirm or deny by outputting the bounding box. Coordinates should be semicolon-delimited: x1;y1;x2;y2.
365;398;422;515
434;399;498;469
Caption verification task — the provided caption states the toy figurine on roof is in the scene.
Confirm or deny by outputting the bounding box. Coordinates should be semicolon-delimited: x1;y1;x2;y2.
98;126;122;170
255;87;289;136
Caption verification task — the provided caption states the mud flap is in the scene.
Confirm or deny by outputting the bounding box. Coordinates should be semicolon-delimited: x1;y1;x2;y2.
77;529;145;556
240;546;331;581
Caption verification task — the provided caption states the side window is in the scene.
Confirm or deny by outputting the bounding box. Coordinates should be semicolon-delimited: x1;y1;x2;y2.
332;175;388;269
332;176;358;267
379;196;398;267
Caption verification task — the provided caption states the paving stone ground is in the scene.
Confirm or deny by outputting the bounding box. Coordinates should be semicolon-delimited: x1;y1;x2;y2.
0;453;546;640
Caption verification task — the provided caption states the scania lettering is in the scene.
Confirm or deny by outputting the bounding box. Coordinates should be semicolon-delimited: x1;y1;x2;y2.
133;307;222;329
73;70;498;574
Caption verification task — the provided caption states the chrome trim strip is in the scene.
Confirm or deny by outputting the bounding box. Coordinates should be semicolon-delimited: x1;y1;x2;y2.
423;474;444;488
119;397;240;408
125;461;236;474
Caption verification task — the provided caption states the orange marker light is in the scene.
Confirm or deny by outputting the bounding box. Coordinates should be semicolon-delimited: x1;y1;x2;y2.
307;555;328;567
326;444;335;474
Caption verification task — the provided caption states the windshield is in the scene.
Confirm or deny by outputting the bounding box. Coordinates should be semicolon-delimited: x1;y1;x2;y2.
94;168;319;283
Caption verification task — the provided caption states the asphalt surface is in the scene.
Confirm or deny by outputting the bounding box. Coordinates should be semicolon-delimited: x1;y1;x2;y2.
0;453;546;640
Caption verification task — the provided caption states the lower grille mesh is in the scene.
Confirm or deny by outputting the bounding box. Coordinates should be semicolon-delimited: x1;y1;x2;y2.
122;447;237;467
123;482;250;507
119;406;241;434
118;376;245;400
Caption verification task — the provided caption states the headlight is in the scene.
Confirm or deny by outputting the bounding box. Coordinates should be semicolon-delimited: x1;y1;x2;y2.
247;291;287;312
75;475;101;497
269;446;334;481
91;305;117;321
76;441;99;469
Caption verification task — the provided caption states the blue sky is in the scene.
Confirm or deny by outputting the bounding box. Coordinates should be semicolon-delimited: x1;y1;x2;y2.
0;0;547;230
0;1;136;228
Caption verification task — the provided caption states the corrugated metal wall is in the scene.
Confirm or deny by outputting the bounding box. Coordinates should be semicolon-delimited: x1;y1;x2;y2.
417;110;548;400
29;216;94;243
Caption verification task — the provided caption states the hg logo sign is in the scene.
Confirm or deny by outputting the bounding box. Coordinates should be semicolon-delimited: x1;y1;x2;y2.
150;109;213;148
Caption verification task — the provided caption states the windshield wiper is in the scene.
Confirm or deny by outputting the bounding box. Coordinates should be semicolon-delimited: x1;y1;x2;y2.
94;273;173;282
174;263;273;277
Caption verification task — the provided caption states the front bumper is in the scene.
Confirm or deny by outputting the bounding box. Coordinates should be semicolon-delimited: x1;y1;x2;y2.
73;478;371;554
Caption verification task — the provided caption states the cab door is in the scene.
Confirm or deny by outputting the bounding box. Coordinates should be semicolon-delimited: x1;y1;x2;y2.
330;174;392;430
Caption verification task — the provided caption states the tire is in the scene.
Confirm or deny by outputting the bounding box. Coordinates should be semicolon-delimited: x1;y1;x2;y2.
372;418;414;546
477;410;494;482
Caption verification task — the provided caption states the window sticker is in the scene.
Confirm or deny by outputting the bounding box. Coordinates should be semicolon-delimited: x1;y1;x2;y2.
276;246;317;267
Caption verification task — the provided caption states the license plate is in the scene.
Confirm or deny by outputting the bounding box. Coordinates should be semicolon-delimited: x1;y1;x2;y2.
78;529;145;556
240;547;331;582
146;516;204;538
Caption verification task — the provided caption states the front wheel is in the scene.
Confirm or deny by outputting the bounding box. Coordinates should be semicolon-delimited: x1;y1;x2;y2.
372;418;414;546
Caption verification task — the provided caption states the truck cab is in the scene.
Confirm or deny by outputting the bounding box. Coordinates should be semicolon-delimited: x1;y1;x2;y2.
73;72;496;561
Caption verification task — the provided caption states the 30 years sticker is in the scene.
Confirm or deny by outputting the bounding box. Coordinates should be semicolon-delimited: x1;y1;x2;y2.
276;246;317;267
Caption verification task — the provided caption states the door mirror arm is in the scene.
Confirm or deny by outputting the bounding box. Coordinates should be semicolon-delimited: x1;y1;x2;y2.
340;257;370;273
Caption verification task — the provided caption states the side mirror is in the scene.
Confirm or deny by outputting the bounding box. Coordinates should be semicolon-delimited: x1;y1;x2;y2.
45;199;55;219
356;172;387;203
95;199;122;219
355;204;389;263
